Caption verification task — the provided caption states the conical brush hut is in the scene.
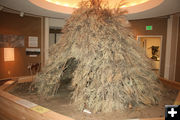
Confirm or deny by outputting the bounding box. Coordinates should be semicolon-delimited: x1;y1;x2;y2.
33;0;164;113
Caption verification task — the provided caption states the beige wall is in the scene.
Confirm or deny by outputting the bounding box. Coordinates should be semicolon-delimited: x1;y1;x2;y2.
164;15;179;80
129;18;168;77
49;18;66;28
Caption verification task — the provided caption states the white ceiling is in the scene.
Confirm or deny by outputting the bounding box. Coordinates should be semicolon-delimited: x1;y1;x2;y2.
0;0;180;20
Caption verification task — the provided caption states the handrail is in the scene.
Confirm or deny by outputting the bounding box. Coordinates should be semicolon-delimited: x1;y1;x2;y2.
159;77;180;90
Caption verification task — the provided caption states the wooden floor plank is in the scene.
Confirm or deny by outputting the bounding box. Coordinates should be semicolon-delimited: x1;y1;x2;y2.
0;90;74;120
159;77;180;90
0;80;16;91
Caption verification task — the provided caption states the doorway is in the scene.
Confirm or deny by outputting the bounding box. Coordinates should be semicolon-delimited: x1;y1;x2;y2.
137;35;163;74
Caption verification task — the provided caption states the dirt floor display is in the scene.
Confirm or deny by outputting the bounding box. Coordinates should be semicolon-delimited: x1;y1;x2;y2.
10;86;178;120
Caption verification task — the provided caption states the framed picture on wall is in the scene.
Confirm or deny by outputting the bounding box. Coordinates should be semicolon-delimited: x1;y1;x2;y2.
0;34;25;47
28;36;38;47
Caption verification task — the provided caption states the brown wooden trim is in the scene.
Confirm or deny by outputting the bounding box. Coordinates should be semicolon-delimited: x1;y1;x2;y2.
18;76;34;83
0;89;74;120
41;16;45;68
140;118;164;120
174;92;180;105
0;80;16;91
159;77;180;90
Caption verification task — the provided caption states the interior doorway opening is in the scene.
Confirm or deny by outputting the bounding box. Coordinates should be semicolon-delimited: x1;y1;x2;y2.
137;35;163;75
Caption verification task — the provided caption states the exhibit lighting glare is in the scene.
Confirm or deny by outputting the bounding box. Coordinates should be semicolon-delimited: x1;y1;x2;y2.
30;0;164;14
4;48;15;62
20;12;24;17
45;0;150;8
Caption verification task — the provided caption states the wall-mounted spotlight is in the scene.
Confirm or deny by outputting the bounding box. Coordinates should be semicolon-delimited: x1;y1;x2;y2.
20;11;24;17
0;6;3;11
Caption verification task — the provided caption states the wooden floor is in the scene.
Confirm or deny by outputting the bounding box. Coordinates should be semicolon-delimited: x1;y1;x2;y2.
0;76;179;120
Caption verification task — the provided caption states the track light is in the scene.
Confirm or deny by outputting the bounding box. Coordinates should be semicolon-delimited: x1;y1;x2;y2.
20;12;24;17
0;6;3;11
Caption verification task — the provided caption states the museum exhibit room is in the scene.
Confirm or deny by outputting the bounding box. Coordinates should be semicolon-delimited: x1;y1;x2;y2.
0;0;180;120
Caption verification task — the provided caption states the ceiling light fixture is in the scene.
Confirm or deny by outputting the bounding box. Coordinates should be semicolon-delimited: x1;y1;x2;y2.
29;0;164;14
45;0;150;8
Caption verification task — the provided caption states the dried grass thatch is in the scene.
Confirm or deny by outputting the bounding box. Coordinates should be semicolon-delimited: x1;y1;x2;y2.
32;0;164;113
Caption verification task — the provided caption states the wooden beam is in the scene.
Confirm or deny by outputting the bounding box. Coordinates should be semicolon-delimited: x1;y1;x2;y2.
0;90;74;120
174;92;180;105
17;76;34;83
159;77;180;90
0;78;12;81
0;80;16;91
140;118;164;120
0;75;34;83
